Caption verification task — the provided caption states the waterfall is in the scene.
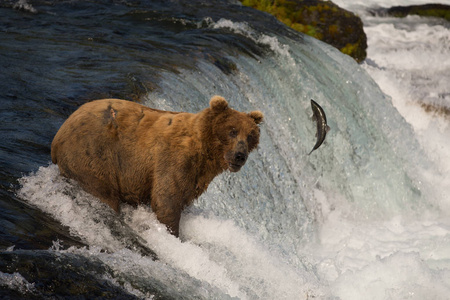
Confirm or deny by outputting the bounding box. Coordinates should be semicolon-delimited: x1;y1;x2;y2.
7;1;448;298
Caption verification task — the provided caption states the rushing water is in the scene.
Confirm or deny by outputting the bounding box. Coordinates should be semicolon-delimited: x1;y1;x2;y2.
1;0;449;299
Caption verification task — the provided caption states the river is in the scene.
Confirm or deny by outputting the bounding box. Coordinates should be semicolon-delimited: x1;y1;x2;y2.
1;0;449;299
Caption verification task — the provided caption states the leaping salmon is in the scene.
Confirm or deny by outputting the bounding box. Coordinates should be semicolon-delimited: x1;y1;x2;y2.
309;99;330;155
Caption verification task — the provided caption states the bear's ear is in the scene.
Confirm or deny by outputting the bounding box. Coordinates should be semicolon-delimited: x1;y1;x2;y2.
248;110;264;125
210;95;228;112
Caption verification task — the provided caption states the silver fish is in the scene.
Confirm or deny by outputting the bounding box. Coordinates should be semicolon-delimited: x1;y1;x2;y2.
309;99;330;155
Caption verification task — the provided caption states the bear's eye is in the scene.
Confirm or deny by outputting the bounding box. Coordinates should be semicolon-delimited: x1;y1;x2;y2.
229;128;238;138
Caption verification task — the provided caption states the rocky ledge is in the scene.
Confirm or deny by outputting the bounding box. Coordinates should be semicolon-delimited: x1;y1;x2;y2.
240;0;367;63
382;4;450;22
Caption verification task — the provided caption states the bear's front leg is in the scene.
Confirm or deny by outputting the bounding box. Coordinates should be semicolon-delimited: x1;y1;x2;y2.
151;199;183;237
151;151;199;237
151;170;193;237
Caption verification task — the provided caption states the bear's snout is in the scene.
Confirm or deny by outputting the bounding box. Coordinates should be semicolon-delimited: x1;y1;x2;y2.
226;141;248;172
234;151;247;165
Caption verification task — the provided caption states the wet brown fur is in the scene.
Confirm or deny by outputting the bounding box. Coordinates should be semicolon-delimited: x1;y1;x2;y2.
51;96;263;237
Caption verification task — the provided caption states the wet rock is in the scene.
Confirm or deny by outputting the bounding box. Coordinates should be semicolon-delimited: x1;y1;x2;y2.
0;250;140;299
0;249;227;299
385;4;450;22
420;101;450;119
240;0;367;62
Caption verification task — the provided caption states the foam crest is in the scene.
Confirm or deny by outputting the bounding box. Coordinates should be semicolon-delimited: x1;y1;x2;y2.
13;0;37;13
17;165;125;251
213;18;295;64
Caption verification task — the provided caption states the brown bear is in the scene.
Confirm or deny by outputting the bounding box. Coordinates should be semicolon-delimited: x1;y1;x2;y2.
51;96;263;237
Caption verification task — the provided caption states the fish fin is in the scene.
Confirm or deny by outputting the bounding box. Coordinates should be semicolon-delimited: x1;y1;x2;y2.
326;125;331;133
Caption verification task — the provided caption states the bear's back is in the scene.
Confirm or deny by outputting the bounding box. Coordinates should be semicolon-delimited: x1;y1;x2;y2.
78;99;179;130
51;99;182;167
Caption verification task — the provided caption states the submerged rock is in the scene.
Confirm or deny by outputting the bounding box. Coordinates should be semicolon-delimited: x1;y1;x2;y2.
0;249;232;299
240;0;367;62
0;250;140;299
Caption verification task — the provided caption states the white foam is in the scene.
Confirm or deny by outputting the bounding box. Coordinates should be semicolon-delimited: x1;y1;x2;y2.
181;214;324;298
360;14;450;212
303;203;450;299
17;165;324;298
13;0;37;13
18;165;125;251
122;206;324;299
122;206;246;299
333;251;450;300
366;22;450;72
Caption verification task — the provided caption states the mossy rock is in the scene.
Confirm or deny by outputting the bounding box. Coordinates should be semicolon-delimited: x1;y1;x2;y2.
240;0;367;62
386;4;450;22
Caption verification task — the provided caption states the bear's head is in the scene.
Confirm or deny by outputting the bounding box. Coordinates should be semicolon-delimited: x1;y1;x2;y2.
208;96;263;172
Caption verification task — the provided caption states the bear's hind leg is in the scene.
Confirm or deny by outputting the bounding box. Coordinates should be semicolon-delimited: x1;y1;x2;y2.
60;166;122;213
